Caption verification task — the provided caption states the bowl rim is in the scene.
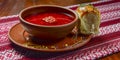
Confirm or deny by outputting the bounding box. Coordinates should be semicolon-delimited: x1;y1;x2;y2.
19;5;78;28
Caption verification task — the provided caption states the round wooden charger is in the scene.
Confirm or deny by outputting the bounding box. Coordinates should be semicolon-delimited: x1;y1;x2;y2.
8;23;92;52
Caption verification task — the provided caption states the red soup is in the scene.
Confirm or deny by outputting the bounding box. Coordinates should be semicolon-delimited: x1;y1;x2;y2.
24;12;74;26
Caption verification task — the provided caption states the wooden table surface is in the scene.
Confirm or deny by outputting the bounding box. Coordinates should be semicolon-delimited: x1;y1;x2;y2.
0;0;120;60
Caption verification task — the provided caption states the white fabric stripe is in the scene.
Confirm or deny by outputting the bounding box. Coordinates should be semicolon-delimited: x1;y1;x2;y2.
0;33;10;46
97;2;120;12
98;23;120;36
0;15;18;20
101;16;120;23
0;49;23;60
101;10;120;20
0;21;19;33
0;43;10;47
0;20;18;25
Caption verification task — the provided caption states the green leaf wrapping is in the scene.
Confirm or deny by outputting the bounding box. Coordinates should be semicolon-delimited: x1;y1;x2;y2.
76;4;100;35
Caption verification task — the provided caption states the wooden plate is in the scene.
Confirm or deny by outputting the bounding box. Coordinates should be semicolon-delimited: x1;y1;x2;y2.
8;23;92;52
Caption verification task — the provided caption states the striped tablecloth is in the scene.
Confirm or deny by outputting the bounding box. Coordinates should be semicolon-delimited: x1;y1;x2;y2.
0;0;120;60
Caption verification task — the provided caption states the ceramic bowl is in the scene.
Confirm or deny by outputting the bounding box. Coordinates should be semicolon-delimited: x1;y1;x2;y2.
19;5;78;41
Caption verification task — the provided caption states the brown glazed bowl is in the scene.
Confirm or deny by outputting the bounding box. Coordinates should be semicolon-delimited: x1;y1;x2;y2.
19;5;78;41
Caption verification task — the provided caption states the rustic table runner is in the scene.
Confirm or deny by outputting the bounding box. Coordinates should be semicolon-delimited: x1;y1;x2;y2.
0;0;120;60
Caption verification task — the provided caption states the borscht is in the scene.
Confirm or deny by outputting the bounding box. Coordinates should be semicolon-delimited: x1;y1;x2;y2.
24;12;74;26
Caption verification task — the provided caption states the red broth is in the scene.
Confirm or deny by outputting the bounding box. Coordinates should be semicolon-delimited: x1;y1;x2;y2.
24;12;74;26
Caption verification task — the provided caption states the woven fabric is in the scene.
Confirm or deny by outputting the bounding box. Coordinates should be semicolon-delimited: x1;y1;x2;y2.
0;0;120;60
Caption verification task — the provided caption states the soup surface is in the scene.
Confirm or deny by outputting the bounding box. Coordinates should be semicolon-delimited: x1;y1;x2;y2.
24;12;74;26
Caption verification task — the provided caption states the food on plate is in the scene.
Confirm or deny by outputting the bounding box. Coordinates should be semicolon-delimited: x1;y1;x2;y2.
76;4;100;35
24;12;74;26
